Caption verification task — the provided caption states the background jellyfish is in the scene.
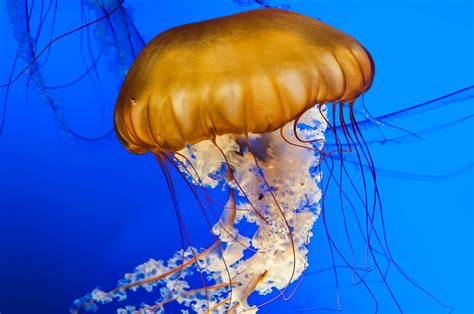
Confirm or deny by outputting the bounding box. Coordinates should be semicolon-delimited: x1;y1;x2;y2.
233;0;290;9
0;1;472;313
2;0;144;141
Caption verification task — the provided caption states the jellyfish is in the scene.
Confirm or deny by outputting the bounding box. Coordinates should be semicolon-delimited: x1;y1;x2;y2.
2;1;473;309
72;7;382;313
68;6;468;313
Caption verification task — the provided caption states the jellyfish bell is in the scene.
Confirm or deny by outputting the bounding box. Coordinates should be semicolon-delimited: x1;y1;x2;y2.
114;8;374;155
77;8;377;313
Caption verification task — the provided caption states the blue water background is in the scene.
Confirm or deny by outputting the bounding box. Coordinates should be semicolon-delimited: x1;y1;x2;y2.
0;0;473;313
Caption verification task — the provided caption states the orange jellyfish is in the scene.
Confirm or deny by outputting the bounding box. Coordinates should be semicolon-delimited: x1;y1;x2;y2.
73;8;379;313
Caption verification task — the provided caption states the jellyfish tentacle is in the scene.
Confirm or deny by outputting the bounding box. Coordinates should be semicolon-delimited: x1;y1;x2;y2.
341;108;395;284
349;111;454;311
157;154;213;312
339;160;395;282
339;102;374;267
317;104;352;157
347;105;378;262
156;155;190;313
347;107;407;312
320;154;343;311
329;131;450;309
340;116;403;287
320;156;380;313
339;153;389;262
336;102;358;283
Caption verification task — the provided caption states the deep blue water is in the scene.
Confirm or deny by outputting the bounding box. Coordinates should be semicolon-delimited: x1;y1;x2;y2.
0;0;473;313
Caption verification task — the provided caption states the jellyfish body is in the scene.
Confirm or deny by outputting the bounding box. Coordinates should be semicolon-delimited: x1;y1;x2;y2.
74;8;378;313
114;8;373;154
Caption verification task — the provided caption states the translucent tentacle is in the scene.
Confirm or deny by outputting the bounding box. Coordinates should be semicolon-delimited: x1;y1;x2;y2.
326;86;474;147
81;0;145;80
5;0;70;138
